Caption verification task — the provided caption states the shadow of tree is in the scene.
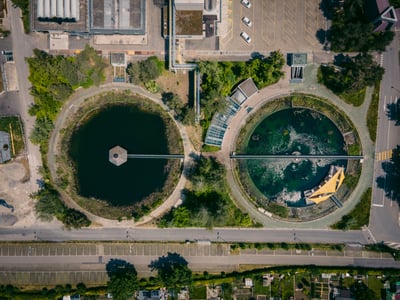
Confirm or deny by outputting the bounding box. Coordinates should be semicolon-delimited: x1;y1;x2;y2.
106;258;137;278
376;146;400;205
386;102;400;126
316;28;326;45
319;0;335;20
149;252;192;289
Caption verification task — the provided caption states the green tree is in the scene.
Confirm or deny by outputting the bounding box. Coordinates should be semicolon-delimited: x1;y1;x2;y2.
62;208;91;229
106;259;138;300
126;62;141;84
139;56;164;82
172;206;191;227
318;53;384;96
149;252;192;290
32;186;65;221
327;0;394;51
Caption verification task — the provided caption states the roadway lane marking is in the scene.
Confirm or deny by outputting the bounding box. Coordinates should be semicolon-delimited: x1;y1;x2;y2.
372;203;384;207
384;95;387;111
366;227;377;243
375;149;393;161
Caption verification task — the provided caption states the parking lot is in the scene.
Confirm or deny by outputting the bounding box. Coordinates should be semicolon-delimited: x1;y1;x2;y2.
0;242;230;257
0;271;108;286
221;0;326;53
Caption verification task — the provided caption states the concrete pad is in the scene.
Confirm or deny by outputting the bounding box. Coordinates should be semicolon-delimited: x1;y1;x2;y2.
49;32;69;50
3;62;18;91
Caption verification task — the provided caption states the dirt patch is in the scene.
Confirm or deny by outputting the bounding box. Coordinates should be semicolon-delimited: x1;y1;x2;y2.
186;125;203;151
0;160;37;226
157;71;190;104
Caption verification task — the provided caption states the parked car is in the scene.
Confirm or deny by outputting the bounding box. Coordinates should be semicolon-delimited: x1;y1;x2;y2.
242;17;252;27
240;0;251;8
240;32;251;43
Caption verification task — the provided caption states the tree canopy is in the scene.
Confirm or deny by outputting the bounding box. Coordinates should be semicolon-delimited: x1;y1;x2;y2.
32;185;91;229
106;259;138;300
27;45;107;148
198;51;285;121
327;0;394;52
159;156;254;228
318;53;384;96
127;56;164;84
149;252;192;290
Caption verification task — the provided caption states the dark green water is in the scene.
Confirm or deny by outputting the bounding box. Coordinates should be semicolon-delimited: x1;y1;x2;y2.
245;108;347;206
69;105;169;207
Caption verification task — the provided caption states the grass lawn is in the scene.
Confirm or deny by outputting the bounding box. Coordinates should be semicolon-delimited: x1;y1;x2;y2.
367;82;380;142
339;87;366;107
367;275;383;299
331;188;371;230
190;285;206;299
0;116;25;156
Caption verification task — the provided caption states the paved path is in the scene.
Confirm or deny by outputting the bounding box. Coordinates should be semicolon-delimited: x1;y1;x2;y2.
219;65;375;230
47;82;197;227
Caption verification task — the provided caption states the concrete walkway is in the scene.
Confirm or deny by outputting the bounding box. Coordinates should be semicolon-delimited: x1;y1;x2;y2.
48;82;197;228
219;64;375;230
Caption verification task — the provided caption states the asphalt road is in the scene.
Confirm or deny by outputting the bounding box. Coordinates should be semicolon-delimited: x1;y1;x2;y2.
370;33;400;244
0;227;369;244
0;252;399;276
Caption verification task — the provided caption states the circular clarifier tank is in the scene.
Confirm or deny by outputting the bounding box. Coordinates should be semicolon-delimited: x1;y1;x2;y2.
242;107;347;207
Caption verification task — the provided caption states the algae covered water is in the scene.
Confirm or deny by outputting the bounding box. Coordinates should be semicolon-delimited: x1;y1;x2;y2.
245;108;347;206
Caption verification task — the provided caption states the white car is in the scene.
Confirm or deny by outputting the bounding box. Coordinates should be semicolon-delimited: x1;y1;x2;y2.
242;17;252;27
240;0;251;8
240;32;251;43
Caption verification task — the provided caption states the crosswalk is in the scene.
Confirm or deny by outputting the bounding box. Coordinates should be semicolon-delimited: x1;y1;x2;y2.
375;149;393;161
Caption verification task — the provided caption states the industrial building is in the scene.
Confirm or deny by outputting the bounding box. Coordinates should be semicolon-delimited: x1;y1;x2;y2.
31;0;146;35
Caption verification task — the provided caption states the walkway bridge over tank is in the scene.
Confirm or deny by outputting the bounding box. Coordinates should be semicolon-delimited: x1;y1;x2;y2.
230;154;364;160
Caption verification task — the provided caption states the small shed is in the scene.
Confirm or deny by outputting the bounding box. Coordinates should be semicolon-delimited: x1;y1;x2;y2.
288;53;307;83
0;131;11;163
231;78;258;105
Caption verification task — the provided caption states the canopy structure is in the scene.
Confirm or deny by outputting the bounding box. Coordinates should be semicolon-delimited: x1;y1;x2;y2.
304;165;345;204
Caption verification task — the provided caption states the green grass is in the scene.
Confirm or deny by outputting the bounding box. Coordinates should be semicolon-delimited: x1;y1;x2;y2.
367;82;380;142
267;202;288;218
201;144;220;152
190;285;206;299
339;87;366;107
331;188;372;230
0;116;25;156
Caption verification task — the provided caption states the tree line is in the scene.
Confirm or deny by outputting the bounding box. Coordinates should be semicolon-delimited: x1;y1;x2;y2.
159;156;255;228
318;53;384;104
198;51;285;122
327;0;394;52
27;45;107;229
